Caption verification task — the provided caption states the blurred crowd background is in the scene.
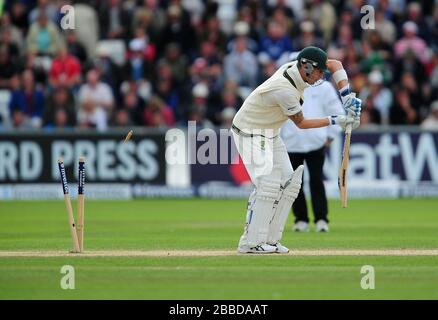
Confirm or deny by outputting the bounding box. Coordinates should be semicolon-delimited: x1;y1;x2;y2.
1;0;438;132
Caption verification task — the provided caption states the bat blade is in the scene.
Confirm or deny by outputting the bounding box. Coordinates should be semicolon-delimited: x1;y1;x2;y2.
339;124;352;208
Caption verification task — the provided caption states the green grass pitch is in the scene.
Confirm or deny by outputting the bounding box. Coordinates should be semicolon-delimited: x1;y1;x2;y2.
1;198;438;299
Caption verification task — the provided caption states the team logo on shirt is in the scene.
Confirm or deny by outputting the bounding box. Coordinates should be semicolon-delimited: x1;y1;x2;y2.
260;139;266;151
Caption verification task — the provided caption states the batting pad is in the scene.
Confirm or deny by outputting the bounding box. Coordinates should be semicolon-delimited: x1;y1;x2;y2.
267;165;304;244
239;177;280;248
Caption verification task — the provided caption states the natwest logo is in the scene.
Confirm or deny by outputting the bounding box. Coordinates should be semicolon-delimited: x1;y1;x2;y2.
325;132;438;182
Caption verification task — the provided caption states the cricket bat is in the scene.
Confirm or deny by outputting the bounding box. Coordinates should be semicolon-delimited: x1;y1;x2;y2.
339;123;352;208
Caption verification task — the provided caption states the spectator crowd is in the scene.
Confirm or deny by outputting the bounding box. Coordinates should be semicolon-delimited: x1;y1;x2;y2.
0;0;438;131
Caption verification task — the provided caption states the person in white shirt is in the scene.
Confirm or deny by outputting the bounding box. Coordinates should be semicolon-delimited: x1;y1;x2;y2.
281;80;344;233
359;70;393;125
77;69;114;131
231;46;361;254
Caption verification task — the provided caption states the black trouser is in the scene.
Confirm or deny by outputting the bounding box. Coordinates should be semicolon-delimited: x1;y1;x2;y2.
288;146;328;223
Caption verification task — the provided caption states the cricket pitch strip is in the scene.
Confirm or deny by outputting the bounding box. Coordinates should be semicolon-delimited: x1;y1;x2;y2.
1;249;438;257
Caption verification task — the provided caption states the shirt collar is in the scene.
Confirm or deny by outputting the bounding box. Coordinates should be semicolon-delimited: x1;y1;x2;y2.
285;62;310;92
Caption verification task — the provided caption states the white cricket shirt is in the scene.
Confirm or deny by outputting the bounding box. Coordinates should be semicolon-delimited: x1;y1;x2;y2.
232;61;308;138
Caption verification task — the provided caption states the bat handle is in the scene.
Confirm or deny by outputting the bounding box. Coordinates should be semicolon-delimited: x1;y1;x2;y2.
345;123;352;134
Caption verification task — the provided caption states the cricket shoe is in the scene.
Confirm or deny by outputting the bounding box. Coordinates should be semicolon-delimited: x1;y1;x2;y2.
315;220;329;232
237;244;277;254
292;221;309;232
268;242;289;254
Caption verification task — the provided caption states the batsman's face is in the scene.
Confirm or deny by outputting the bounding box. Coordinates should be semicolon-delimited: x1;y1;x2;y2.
306;68;324;84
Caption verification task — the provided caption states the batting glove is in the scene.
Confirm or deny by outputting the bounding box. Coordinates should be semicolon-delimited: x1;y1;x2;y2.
329;115;356;130
341;93;362;117
352;115;360;129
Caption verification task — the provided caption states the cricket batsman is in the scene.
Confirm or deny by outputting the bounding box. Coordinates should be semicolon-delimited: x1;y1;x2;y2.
231;46;361;254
